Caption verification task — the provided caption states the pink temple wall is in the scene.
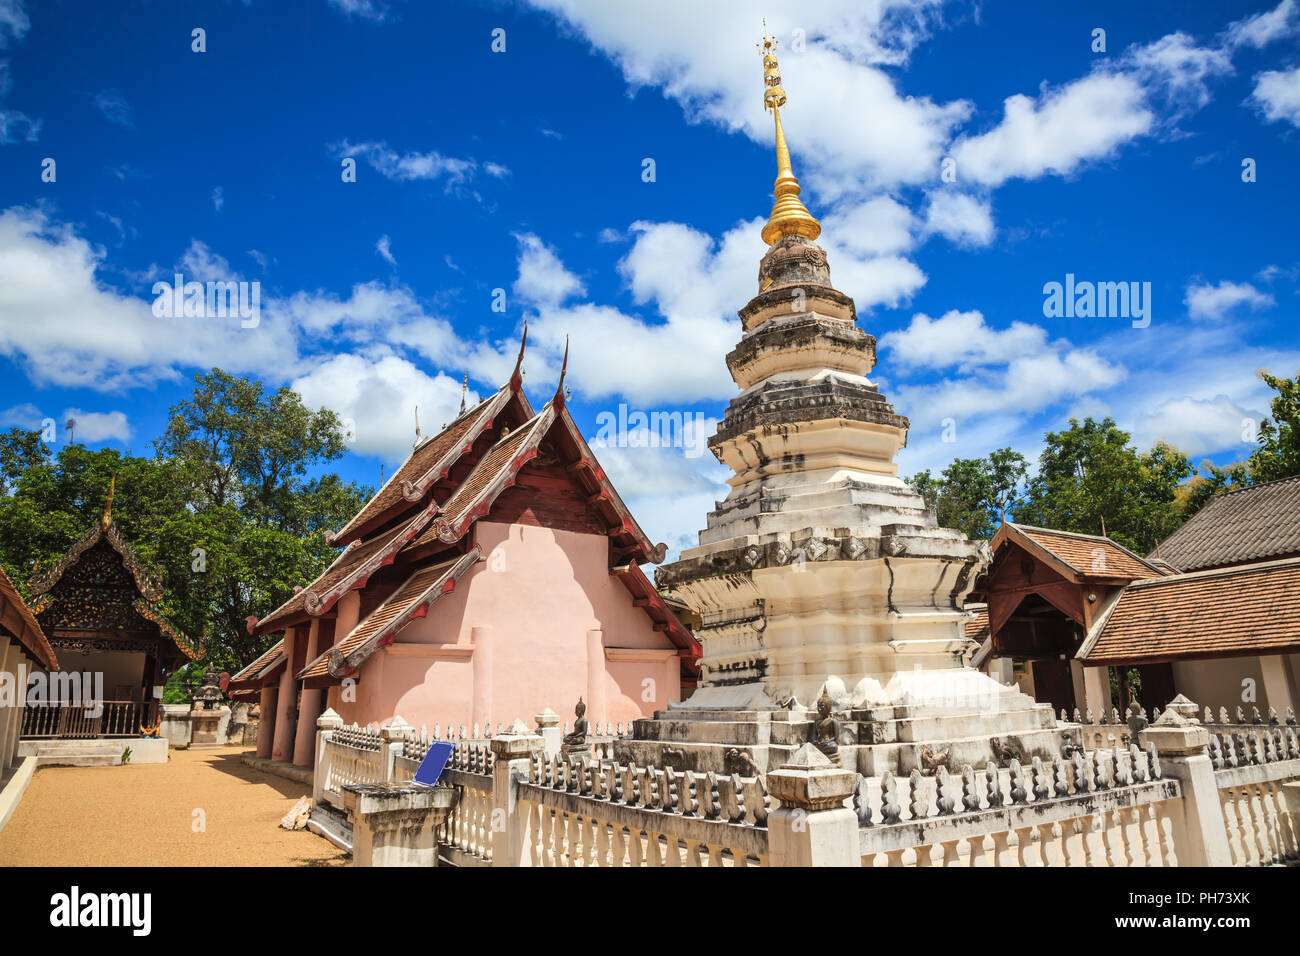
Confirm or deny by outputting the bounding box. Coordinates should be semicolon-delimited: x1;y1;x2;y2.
325;521;683;732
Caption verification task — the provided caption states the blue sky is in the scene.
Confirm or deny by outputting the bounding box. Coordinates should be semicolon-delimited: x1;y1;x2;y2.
0;0;1298;558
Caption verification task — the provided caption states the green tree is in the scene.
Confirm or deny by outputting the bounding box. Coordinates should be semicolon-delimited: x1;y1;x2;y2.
907;448;1029;540
1016;418;1193;554
0;369;371;674
1247;368;1300;483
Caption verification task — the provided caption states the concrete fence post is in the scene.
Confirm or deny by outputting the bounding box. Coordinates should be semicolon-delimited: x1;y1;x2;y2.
313;707;343;808
534;707;561;758
764;743;860;867
380;714;415;784
1143;703;1233;866
491;718;545;867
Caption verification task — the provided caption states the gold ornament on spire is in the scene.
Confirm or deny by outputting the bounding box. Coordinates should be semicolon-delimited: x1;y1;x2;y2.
757;22;820;246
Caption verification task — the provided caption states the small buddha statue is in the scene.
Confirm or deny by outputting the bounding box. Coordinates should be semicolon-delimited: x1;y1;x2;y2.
811;689;841;765
1126;700;1148;743
562;697;588;755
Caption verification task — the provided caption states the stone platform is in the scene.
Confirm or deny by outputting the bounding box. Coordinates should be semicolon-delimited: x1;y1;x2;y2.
629;693;1065;777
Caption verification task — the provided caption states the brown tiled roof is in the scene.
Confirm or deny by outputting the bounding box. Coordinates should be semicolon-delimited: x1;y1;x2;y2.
230;638;284;685
1077;558;1300;665
406;412;550;550
1008;524;1164;580
0;563;57;670
1153;475;1300;572
329;387;511;546
964;603;990;642
299;550;480;680
256;505;436;634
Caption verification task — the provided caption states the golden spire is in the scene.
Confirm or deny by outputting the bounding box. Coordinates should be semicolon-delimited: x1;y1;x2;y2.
758;22;820;246
102;474;115;529
459;372;468;415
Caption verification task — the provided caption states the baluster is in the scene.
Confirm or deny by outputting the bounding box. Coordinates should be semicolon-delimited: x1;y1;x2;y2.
1137;803;1156;866
1244;785;1268;863
609;824;627;867
1153;803;1176;866
661;834;681;867
1118;806;1137;867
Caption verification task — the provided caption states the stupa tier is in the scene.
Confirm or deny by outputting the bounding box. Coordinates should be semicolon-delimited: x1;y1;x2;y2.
632;27;1058;775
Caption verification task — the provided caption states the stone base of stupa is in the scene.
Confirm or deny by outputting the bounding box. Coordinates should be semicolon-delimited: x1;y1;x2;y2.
629;670;1062;776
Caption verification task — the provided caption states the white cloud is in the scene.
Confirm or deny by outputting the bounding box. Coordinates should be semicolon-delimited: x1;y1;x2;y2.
210;186;223;212
291;352;469;462
1130;394;1260;457
952;73;1153;187
0;208;299;389
327;0;389;23
1250;65;1300;126
1124;32;1234;112
334;140;507;189
0;106;37;143
0;0;29;48
922;191;993;247
1184;279;1274;321
821;196;916;257
513;233;584;306
881;310;1126;431
1224;0;1300;49
588;431;730;560
61;408;131;443
93;89;133;128
523;0;970;195
375;235;396;267
880;310;1047;371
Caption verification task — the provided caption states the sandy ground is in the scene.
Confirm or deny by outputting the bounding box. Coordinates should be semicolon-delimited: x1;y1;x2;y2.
0;746;348;866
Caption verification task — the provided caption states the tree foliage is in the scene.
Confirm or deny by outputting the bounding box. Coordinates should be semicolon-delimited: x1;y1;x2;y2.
0;369;371;677
909;448;1028;541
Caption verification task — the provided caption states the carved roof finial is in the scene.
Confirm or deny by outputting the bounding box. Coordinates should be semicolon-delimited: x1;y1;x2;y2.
459;371;468;415
553;335;569;409
510;321;528;392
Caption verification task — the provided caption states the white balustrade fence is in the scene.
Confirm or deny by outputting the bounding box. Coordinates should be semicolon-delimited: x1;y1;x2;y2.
856;747;1179;866
312;699;1300;868
1209;729;1300;866
516;753;771;867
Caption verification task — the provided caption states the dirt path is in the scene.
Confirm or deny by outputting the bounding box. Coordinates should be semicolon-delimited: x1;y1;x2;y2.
0;746;347;866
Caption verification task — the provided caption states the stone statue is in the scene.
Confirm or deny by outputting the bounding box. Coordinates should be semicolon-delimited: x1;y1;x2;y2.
811;688;841;765
563;698;588;746
1126;700;1148;743
990;736;1018;764
724;747;760;777
192;666;223;710
1060;731;1083;759
919;743;950;776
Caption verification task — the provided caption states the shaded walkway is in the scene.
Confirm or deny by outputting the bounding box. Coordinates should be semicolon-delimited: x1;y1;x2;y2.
0;745;347;866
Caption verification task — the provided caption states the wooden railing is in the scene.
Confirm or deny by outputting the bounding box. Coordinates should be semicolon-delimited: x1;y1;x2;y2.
20;700;159;739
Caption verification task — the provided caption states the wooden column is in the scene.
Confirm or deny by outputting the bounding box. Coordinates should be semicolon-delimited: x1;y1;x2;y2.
271;628;298;763
256;684;277;759
0;638;17;772
292;620;323;767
